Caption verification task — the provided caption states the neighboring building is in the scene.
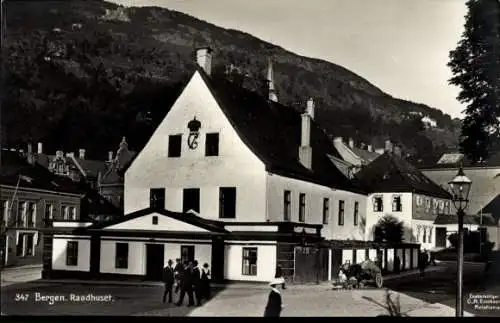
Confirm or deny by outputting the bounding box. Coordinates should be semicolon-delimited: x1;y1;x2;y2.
417;151;500;217
98;137;136;210
43;48;421;283
1;150;121;268
330;137;381;177
28;143;108;189
355;150;452;250
1;150;84;267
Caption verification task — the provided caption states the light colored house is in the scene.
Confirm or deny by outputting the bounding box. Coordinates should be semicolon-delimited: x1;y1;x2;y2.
43;47;423;283
355;150;452;250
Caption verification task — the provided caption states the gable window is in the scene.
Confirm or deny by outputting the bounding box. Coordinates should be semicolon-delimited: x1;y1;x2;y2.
338;200;345;226
205;133;219;156
283;190;291;221
66;241;79;266
17;202;26;226
219;187;236;218
183;188;200;213
298;193;306;222
242;247;257;276
354;201;359;226
392;195;403;212
322;198;330;224
150;188;165;209
152;216;158;225
115;243;129;269
168;134;182;157
69;207;77;221
373;196;383;212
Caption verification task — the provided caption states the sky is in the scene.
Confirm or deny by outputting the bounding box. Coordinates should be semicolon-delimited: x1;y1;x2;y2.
110;0;468;119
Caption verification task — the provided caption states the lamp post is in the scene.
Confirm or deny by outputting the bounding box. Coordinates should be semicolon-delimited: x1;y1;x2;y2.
448;166;472;317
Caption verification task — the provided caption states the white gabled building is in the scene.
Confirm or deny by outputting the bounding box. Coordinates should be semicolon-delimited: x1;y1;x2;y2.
43;47;421;283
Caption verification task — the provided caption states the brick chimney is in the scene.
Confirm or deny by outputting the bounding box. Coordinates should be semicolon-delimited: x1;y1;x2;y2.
79;149;86;159
108;151;114;161
348;138;354;149
196;47;213;76
367;144;373;152
299;99;314;169
267;58;278;103
37;142;43;154
384;140;393;153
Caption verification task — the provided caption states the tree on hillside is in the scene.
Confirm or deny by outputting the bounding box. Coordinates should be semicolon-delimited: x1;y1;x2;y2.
373;215;404;244
448;0;500;162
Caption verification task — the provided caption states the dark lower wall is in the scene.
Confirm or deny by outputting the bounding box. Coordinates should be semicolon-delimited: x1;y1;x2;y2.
276;242;295;279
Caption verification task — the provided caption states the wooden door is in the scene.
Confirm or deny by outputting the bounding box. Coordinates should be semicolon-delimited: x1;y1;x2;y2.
331;249;342;279
294;246;328;283
146;244;165;281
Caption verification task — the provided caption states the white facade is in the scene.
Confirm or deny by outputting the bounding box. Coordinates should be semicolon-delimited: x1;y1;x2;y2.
224;241;276;282
52;236;91;272
266;174;366;240
104;212;209;232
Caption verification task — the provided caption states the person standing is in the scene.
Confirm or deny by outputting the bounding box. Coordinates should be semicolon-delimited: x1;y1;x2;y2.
162;259;175;303
201;263;211;300
264;277;285;317
174;258;183;293
192;260;202;306
274;265;286;289
176;261;195;307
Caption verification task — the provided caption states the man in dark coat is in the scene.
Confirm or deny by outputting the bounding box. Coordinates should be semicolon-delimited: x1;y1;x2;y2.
174;258;183;293
201;263;211;300
176;261;195;307
274;265;286;289
191;260;202;306
162;259;175;303
264;277;284;317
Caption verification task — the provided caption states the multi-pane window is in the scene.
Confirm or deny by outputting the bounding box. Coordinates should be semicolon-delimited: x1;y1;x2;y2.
115;243;129;269
298;193;306;222
322;198;330;224
183;188;200;213
25;202;36;227
354;201;359;226
17;202;26;226
338;200;345;226
205;133;220;156
242;247;257;276
61;206;69;220
69;207;77;221
283;190;291;221
181;245;195;264
392;195;403;212
373;196;383;212
150;188;165;209
45;203;53;221
219;187;236;218
168;134;182;157
66;241;79;266
1;200;9;226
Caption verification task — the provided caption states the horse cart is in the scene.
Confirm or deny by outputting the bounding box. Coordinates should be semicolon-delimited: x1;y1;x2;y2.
332;260;383;289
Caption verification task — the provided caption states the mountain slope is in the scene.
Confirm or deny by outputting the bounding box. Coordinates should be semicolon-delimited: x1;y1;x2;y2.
2;0;460;159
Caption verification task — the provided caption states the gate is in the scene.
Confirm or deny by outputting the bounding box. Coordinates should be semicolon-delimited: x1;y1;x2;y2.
293;246;328;283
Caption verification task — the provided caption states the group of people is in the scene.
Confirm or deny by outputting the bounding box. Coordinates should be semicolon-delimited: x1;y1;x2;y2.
161;258;211;307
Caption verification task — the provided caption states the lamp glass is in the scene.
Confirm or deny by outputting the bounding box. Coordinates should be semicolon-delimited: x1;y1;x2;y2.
448;168;472;211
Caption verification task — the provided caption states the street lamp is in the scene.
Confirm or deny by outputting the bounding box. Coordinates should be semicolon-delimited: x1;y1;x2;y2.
448;166;472;317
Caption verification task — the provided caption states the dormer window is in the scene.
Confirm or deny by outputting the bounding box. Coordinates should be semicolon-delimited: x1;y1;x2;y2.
373;196;383;212
168;134;182;157
392;195;402;212
205;133;219;156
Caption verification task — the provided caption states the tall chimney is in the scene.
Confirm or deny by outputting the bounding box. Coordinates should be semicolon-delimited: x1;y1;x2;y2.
384;140;393;153
79;149;86;159
267;58;278;102
27;143;34;164
196;47;213;76
108;151;114;161
306;98;315;119
367;144;373;152
348;138;354;149
299;102;313;169
37;142;43;154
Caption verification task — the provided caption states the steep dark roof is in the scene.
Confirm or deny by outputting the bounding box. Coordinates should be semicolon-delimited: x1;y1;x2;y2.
88;207;228;233
196;69;366;194
434;213;498;226
354;152;452;199
414;150;500;169
72;158;107;179
0;150;84;195
478;194;500;223
351;147;380;164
